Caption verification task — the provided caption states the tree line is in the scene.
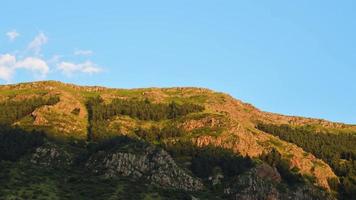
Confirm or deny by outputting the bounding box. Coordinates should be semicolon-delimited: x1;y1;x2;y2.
0;96;59;161
85;97;204;141
260;148;306;186
0;96;60;125
134;125;184;142
86;97;204;122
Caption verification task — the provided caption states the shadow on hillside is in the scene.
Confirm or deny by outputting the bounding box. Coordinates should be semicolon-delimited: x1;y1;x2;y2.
0;124;46;162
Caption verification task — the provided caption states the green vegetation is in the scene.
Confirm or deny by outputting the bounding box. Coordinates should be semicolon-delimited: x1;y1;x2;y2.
0;160;212;200
0;127;227;200
260;148;305;187
164;141;254;182
87;97;204;122
86;96;204;141
0;125;45;161
135;125;185;142
0;96;60;125
87;135;148;155
257;123;356;200
0;81;350;199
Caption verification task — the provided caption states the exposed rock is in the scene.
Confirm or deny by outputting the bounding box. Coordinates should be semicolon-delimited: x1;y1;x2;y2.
195;93;338;190
225;164;335;200
254;163;281;183
86;145;204;191
181;115;224;132
30;142;73;167
32;106;50;125
28;91;88;139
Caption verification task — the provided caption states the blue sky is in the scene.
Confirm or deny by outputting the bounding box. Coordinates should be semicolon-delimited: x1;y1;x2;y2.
1;1;355;124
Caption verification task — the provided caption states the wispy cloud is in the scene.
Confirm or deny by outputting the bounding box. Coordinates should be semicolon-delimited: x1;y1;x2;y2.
57;61;102;76
28;32;48;55
0;54;49;83
74;49;93;56
6;30;20;41
47;54;62;64
1;30;104;83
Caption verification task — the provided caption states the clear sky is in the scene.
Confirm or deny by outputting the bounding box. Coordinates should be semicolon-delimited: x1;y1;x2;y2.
1;1;355;124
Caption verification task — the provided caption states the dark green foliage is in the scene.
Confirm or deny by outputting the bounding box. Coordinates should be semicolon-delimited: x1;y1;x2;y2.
73;136;146;166
85;96;204;141
0;133;225;199
0;96;60;124
0;160;220;200
257;123;356;199
88;135;147;154
135;125;184;142
191;147;254;179
260;149;304;186
0;124;329;200
260;148;282;167
164;141;254;180
328;177;340;191
71;108;81;115
0;92;342;199
87;97;204;122
0;125;45;161
256;124;356;162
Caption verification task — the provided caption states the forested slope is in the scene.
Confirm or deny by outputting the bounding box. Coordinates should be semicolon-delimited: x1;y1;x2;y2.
0;81;354;199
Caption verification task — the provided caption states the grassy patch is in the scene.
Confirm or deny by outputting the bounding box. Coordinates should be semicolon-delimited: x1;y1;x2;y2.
268;139;284;148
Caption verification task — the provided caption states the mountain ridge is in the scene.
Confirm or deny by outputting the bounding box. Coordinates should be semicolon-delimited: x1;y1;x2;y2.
1;80;355;199
2;80;354;127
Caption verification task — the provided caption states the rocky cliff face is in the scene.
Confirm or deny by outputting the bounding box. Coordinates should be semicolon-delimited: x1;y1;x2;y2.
225;164;334;200
30;142;74;167
86;144;204;191
25;140;333;200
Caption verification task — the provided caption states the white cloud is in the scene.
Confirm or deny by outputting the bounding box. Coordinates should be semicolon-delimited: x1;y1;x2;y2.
57;61;102;76
0;54;49;82
0;54;16;82
28;32;48;55
74;49;93;56
1;30;104;82
15;57;49;78
6;30;20;41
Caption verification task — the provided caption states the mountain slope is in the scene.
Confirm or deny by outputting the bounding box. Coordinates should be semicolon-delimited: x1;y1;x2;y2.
0;81;355;199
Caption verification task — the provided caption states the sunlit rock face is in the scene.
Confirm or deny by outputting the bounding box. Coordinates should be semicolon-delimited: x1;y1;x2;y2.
225;163;335;200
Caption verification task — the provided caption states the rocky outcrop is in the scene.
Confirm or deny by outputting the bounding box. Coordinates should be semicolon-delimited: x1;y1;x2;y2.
86;145;204;191
224;164;335;200
28;91;88;139
254;163;281;183
193;132;337;190
203;94;339;190
180;115;225;132
30;143;73;167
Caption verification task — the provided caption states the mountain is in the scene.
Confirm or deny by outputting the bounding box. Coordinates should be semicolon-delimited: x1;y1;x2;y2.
0;81;355;200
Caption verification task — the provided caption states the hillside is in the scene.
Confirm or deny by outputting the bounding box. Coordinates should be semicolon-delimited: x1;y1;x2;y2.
0;81;355;200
